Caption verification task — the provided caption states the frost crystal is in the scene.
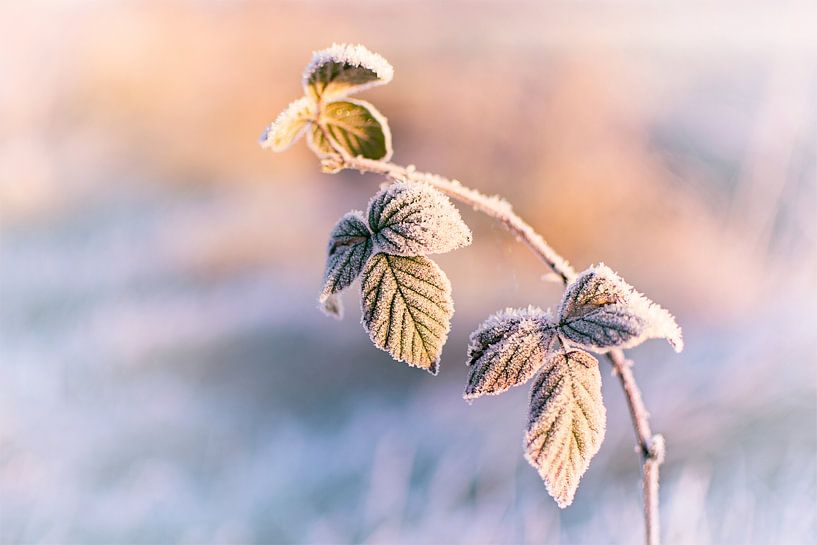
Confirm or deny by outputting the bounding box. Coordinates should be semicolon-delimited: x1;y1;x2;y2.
525;349;606;508
361;253;453;374
464;306;557;399
367;182;472;256
258;97;315;152
303;43;394;102
558;264;684;353
319;211;373;318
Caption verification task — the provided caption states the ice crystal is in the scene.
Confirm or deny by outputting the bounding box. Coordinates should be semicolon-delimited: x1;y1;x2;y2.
318;211;373;318
258;97;314;152
464;306;558;399
367;182;472;256
525;349;606;508
360;253;453;374
558;264;684;353
307;99;392;161
303;43;394;102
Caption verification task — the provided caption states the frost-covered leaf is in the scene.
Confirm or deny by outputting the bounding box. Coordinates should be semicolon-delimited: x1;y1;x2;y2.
303;43;394;102
361;253;453;374
258;97;315;152
319;211;373;318
311;99;392;161
525;349;606;508
558;264;684;353
464;306;558;400
319;293;344;319
367;182;472;256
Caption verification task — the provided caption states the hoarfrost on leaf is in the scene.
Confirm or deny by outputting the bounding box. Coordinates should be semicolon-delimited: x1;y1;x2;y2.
465;306;558;399
525;349;606;508
557;264;684;353
360;253;453;374
303;43;394;102
319;211;373;318
309;99;392;161
367;182;472;256
258;97;315;152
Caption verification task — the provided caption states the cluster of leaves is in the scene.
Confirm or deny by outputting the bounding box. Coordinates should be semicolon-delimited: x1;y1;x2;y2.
465;264;682;506
319;182;472;374
259;43;394;162
259;43;684;511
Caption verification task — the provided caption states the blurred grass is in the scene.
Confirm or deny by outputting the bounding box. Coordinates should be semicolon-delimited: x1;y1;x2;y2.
1;1;815;544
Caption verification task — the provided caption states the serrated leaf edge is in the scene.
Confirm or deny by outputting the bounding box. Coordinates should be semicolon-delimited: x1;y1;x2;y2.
302;43;394;101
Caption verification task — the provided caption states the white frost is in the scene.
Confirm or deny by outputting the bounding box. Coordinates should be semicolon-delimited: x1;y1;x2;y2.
558;263;684;353
258;96;314;151
464;306;557;400
367;181;472;256
302;43;394;91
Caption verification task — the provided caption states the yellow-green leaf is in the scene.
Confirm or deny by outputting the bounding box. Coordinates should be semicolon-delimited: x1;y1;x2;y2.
311;100;392;161
258;97;315;152
525;350;606;508
360;253;453;374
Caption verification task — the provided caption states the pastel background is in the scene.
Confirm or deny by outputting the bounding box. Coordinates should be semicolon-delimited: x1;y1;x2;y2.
1;2;815;544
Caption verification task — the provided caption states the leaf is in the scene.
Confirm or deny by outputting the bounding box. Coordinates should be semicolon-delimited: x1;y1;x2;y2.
258;97;315;152
311;99;393;161
307;123;335;157
525;349;606;508
360;253;454;374
464;306;558;399
303;43;394;103
557;264;684;353
319;293;344;319
367;182;472;256
319;211;374;318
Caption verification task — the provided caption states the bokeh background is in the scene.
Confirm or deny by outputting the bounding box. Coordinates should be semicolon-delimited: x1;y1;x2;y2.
1;2;816;544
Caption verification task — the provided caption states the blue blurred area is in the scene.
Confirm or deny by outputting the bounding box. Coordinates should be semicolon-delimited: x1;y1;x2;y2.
1;2;815;544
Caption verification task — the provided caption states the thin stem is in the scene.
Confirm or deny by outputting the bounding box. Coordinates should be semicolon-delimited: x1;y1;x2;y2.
332;153;665;545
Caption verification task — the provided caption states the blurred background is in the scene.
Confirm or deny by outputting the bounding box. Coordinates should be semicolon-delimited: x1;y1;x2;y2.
1;1;815;544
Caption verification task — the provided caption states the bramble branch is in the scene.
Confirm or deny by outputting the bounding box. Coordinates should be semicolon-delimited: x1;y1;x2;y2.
332;153;665;545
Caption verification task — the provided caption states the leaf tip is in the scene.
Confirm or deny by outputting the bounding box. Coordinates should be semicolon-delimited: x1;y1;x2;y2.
318;293;344;319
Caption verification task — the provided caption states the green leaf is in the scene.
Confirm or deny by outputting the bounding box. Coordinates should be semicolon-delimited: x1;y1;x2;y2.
307;123;335;157
311;100;392;161
258;97;315;152
558;264;683;353
464;307;557;400
525;350;606;508
303;43;394;103
367;182;472;256
360;253;453;374
319;211;373;318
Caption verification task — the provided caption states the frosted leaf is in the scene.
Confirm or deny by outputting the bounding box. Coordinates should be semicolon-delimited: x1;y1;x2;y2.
361;253;453;374
258;97;315;152
303;43;394;102
558;264;684;353
367;182;472;256
525;349;606;508
464;306;558;400
319;211;373;318
308;99;392;161
319;293;344;319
